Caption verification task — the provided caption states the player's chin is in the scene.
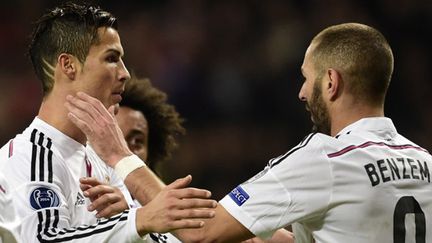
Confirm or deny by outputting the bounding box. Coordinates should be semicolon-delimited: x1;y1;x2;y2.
111;94;123;104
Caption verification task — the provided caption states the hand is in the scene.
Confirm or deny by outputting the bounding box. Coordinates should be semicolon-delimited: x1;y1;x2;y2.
136;175;217;236
242;229;294;243
65;92;132;167
80;177;129;218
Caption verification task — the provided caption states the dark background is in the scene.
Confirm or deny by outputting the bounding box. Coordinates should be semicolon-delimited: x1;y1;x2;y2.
0;0;431;199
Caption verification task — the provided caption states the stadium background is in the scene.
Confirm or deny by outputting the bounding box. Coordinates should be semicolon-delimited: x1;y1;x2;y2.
0;0;431;199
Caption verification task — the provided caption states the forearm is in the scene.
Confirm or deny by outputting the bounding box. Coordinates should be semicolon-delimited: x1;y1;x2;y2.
116;157;252;242
123;166;165;205
172;203;255;243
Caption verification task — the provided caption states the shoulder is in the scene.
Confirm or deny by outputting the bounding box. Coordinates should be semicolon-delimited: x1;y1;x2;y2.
1;131;68;185
269;133;338;168
0;135;34;173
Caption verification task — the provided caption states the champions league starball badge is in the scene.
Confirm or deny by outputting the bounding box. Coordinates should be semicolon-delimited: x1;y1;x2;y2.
30;186;60;210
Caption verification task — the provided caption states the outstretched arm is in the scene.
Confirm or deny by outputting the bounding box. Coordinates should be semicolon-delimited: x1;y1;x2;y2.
65;92;292;242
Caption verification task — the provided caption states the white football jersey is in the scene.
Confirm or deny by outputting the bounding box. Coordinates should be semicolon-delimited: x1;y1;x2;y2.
0;172;20;243
86;147;182;243
220;117;432;242
0;117;146;242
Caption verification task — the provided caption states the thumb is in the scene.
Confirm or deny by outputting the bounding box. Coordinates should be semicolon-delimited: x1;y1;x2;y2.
166;175;192;190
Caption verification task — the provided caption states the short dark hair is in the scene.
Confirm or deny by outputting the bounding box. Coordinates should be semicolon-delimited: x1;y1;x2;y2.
120;75;186;172
28;2;118;96
311;23;394;106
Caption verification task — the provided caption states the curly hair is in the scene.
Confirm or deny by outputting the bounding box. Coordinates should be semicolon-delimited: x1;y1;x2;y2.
28;2;117;96
120;75;185;172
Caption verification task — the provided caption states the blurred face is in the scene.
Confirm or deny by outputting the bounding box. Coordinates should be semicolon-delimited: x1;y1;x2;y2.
298;44;331;135
116;106;149;161
75;27;130;108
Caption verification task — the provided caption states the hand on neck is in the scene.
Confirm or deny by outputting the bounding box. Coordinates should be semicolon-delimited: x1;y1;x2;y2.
38;96;87;145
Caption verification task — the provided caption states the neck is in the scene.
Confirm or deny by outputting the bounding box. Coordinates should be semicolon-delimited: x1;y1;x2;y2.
330;103;384;137
38;93;87;145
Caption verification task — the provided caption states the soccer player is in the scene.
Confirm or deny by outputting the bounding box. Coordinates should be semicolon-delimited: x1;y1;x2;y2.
81;76;186;243
0;2;217;242
81;76;293;242
116;76;185;177
67;22;432;242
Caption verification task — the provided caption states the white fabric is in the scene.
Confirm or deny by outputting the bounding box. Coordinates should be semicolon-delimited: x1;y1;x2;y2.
0;117;144;243
220;117;432;242
114;154;146;180
0;172;20;243
87;147;182;243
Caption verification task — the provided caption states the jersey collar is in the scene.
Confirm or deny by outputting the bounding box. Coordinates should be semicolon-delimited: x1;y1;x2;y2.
335;117;397;139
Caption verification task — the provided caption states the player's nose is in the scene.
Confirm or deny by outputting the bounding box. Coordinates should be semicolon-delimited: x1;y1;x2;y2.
118;59;130;83
298;83;307;101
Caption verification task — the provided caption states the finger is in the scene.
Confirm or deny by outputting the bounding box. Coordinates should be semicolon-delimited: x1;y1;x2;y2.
95;202;126;218
76;92;113;119
80;183;92;192
67;111;93;135
79;177;103;187
171;208;216;220
88;193;118;212
66;106;96;132
168;219;205;230
165;175;192;190
169;187;212;199
66;95;106;125
176;198;217;210
83;185;115;199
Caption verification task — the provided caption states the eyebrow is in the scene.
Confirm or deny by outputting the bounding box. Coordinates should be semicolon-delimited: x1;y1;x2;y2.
127;129;147;137
105;48;124;57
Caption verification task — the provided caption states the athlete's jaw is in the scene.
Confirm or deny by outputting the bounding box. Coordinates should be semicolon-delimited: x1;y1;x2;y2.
111;92;123;104
110;87;125;105
307;84;331;135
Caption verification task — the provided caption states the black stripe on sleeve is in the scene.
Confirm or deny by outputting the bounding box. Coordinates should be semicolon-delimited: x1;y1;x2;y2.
44;209;51;236
270;133;316;168
47;138;53;183
29;129;55;183
37;209;130;242
37;211;44;242
30;129;38;181
52;209;59;231
38;132;46;182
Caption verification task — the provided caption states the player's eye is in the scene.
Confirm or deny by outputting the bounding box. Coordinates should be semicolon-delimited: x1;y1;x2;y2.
299;75;306;83
106;55;119;63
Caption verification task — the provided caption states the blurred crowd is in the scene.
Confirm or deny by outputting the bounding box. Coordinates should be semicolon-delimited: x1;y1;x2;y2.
0;0;431;199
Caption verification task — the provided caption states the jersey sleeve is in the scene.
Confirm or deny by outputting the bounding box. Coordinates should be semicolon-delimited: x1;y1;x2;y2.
0;173;21;243
219;133;333;239
3;141;145;243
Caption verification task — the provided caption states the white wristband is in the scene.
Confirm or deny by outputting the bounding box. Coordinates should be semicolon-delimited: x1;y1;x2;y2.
114;154;146;180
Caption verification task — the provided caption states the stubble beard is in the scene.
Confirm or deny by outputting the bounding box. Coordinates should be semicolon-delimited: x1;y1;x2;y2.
308;81;331;135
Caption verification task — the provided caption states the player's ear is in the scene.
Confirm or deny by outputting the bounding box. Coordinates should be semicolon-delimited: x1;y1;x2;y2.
58;53;79;80
326;68;342;101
